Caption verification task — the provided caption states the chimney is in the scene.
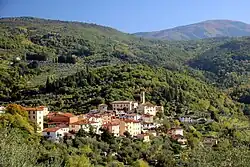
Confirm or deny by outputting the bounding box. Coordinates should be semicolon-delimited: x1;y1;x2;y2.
141;91;145;104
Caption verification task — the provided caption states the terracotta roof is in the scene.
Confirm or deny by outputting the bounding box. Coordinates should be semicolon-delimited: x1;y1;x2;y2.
47;112;75;118
71;120;97;125
24;107;44;111
43;127;61;132
70;120;88;125
60;113;75;117
103;122;120;127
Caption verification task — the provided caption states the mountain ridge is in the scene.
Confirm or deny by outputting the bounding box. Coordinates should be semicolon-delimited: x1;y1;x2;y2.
134;20;250;40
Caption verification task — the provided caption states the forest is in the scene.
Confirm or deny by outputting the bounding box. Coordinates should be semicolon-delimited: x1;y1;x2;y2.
0;17;250;166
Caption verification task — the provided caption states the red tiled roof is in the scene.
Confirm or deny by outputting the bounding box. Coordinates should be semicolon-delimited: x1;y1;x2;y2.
71;120;89;125
43;127;61;132
24;107;44;111
104;122;120;126
60;113;75;117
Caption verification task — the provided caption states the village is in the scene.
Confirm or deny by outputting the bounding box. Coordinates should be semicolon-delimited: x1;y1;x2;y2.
0;92;217;147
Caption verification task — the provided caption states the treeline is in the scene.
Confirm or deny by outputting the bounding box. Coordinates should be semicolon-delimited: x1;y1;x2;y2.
20;64;239;118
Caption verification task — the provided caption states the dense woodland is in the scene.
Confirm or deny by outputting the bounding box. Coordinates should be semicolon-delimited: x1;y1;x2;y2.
0;17;250;166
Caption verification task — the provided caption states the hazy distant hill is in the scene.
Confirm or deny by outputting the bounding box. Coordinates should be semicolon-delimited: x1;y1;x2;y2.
134;20;250;40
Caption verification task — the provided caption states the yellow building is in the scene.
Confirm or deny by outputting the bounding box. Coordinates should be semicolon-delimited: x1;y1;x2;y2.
24;106;48;132
121;119;141;136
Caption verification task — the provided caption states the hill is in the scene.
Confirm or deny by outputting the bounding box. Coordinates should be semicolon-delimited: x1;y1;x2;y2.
0;17;249;113
134;20;250;40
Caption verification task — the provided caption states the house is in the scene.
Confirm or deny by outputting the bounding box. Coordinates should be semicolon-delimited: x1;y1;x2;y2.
120;113;141;121
24;106;47;132
136;134;150;142
141;122;156;131
137;102;157;116
111;101;138;111
100;113;115;124
121;119;141;136
179;116;194;123
172;134;187;145
98;104;108;112
39;106;49;116
156;106;164;113
0;106;5;114
203;136;218;147
141;114;154;123
103;121;120;137
69;119;102;135
87;114;102;124
69;120;89;132
47;112;78;125
167;127;184;136
115;110;126;116
42;127;69;142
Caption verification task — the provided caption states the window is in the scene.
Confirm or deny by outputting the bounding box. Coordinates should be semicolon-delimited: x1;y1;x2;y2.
39;117;41;119
33;116;35;119
39;122;41;124
47;132;50;135
33;111;35;114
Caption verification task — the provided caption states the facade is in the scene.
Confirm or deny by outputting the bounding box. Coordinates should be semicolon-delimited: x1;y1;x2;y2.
111;101;138;111
136;134;150;142
42;127;69;142
172;134;187;145
69;120;101;134
141;122;156;131
123;119;141;136
24;107;46;132
168;127;184;136
98;104;108;112
47;112;78;125
103;122;120;137
137;102;157;116
141;114;154;123
120;113;141;121
87;114;102;124
0;106;5;114
203;137;218;146
101;113;115;124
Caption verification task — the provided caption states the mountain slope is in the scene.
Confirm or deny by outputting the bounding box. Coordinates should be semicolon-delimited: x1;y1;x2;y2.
134;20;250;40
0;17;192;88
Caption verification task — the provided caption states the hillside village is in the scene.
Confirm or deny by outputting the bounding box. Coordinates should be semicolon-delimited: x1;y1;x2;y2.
0;92;218;147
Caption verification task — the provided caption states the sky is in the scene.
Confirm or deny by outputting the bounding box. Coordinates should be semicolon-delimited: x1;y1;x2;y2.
0;0;250;33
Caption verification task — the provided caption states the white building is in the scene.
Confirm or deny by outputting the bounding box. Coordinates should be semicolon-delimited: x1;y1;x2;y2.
0;106;5;114
111;101;138;111
137;102;157;116
42;127;69;142
168;127;184;136
119;113;141;121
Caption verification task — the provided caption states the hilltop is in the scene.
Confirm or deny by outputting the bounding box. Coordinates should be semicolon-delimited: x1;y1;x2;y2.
134;20;250;40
